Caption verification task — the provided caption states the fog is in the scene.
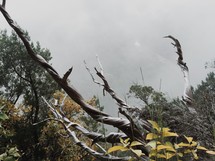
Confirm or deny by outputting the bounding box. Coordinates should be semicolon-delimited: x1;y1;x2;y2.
1;0;214;114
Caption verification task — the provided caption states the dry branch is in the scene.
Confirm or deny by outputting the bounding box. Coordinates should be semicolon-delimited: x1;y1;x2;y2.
165;35;196;113
85;62;152;132
0;2;150;159
40;97;130;161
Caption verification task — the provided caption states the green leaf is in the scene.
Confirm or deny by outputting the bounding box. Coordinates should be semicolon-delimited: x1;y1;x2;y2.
8;147;20;158
0;152;7;160
146;140;157;149
0;113;9;120
4;156;15;161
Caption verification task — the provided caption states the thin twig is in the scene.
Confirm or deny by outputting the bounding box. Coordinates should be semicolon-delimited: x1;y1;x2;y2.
96;55;104;75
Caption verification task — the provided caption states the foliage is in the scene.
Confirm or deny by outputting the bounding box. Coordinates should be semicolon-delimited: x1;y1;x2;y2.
193;72;215;142
107;138;144;159
128;82;215;160
0;29;59;121
0;147;20;161
38;90;105;161
0;29;59;160
146;120;215;161
128;84;168;122
0;98;20;161
108;120;215;161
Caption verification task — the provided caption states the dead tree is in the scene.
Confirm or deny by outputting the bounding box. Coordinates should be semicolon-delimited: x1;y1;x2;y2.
0;1;195;160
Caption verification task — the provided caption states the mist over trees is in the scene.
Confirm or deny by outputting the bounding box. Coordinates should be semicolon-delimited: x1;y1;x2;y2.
0;1;215;161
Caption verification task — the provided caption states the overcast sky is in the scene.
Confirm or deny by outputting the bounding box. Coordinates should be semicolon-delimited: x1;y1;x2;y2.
1;0;215;112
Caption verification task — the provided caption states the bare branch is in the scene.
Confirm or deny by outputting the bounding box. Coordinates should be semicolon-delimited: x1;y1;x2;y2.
59;93;67;115
1;0;6;8
94;67;129;108
0;6;151;158
32;118;58;126
85;59;152;135
41;98;131;160
165;35;196;113
42;95;135;147
60;120;131;161
84;60;103;87
96;55;104;75
63;67;73;83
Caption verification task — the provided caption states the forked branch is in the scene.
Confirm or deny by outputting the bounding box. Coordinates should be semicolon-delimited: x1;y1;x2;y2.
0;2;150;159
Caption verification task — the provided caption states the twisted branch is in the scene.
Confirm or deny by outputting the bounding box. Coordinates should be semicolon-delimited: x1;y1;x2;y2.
84;62;152;132
165;35;196;113
39;97;130;161
0;2;150;159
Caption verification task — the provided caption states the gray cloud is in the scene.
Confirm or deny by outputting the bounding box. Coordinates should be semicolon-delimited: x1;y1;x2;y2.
1;0;215;113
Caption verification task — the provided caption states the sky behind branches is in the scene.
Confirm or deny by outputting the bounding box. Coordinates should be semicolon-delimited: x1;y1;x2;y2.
0;0;214;113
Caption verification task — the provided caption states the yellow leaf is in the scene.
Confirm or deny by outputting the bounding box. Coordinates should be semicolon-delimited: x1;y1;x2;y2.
165;141;173;146
162;127;170;132
157;145;168;151
206;150;215;155
107;146;128;153
120;138;130;147
184;149;192;153
157;145;176;152
190;141;198;147
184;135;193;144
191;150;198;159
166;152;176;159
148;120;160;132
178;142;190;147
174;143;180;149
149;150;157;157
162;131;178;137
124;138;130;144
130;141;143;147
177;152;183;157
157;154;166;158
119;138;123;143
128;158;135;161
146;133;158;140
197;146;208;151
